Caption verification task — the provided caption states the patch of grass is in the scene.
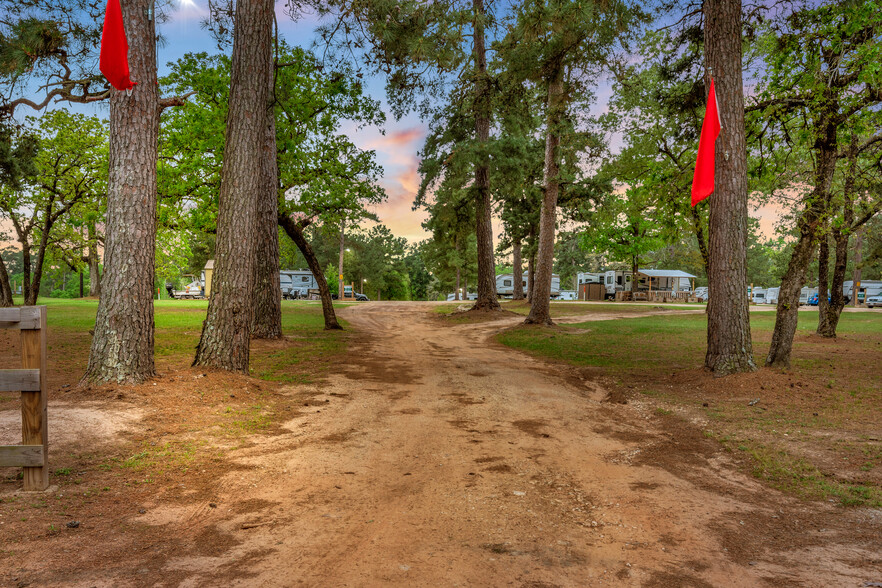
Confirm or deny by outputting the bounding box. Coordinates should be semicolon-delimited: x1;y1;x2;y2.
220;404;274;436
113;440;205;477
733;439;882;508
497;309;882;507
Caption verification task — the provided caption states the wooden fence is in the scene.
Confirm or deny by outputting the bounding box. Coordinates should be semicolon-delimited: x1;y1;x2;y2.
0;306;48;491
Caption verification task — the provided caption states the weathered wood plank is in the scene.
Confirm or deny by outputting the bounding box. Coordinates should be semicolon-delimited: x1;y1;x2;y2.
0;445;44;468
0;307;40;329
21;306;48;491
0;369;40;392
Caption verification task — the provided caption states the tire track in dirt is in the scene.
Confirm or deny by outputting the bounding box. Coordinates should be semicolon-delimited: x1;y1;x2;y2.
109;302;880;587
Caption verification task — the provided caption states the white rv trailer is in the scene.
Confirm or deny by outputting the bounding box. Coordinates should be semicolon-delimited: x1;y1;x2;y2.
495;272;561;298
280;270;319;299
752;288;767;304
843;280;882;304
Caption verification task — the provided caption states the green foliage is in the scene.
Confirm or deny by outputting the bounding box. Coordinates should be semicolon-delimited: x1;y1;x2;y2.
161;44;387;267
580;186;664;279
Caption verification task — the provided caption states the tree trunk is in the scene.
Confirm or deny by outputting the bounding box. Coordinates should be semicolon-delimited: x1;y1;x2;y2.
338;219;345;299
512;237;524;301
703;0;756;375
471;0;500;312
524;68;564;326
278;215;342;330
463;275;468;300
88;222;101;298
20;239;32;305
0;256;12;307
26;217;54;306
82;0;158;384
819;228;849;336
689;203;710;277
817;235;831;332
455;265;461;300
251;56;282;340
194;0;273;372
631;257;639;293
527;250;535;303
766;132;837;367
851;228;863;308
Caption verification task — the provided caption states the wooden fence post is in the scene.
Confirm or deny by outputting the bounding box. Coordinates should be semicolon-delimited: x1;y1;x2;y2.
0;306;48;491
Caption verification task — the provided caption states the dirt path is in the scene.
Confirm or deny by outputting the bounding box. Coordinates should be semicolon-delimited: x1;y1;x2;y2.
22;302;881;587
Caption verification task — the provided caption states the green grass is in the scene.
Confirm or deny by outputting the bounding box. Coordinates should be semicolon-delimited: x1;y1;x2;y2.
6;297;349;383
496;309;882;507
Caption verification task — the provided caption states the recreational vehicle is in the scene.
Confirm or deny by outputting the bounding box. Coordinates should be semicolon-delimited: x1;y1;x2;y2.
752;288;766;304
495;273;561;298
765;287;780;305
280;270;319;299
799;287;817;305
844;280;882;304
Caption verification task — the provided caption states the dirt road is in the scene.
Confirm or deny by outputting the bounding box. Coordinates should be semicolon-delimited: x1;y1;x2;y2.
16;302;880;587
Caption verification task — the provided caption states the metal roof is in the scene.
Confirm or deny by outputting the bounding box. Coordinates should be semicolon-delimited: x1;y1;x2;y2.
637;269;697;279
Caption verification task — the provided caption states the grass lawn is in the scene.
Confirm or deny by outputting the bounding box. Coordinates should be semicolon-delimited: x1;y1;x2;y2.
495;306;882;507
1;297;350;509
1;297;349;386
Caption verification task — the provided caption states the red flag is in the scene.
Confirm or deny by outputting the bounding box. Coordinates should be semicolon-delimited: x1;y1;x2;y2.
691;78;721;206
100;0;136;91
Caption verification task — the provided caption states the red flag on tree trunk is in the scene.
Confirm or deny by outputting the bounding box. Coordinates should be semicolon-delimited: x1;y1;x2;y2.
691;78;721;206
100;0;136;91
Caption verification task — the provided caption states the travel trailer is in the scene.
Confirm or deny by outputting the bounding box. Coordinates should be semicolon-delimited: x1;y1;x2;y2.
495;273;561;298
280;270;319;299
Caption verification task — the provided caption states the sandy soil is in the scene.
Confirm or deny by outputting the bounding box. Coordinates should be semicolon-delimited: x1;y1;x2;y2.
2;302;880;587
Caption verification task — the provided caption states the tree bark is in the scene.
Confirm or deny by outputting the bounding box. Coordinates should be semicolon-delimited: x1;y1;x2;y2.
819;146;857;337
512;237;524;301
251;53;282;340
278;215;342;330
81;0;158;384
689;203;710;277
471;0;500;312
527;250;535;303
88;222;101;298
20;239;32;304
703;0;756;375
850;228;863;308
524;68;564;325
766;132;836;367
338;219;345;299
0;255;12;307
194;0;273;372
817;235;830;331
631;257;639;293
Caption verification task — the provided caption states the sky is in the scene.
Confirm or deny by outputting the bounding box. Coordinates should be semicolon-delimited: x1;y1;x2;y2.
1;0;782;251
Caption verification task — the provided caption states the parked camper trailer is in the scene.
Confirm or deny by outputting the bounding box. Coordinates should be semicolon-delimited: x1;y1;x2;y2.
844;280;882;304
765;287;780;305
799;287;817;306
752;288;766;304
603;271;633;298
280;270;319;299
495;273;560;298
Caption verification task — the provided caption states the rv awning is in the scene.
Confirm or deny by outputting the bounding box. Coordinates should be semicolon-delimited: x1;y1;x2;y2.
637;269;697;279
